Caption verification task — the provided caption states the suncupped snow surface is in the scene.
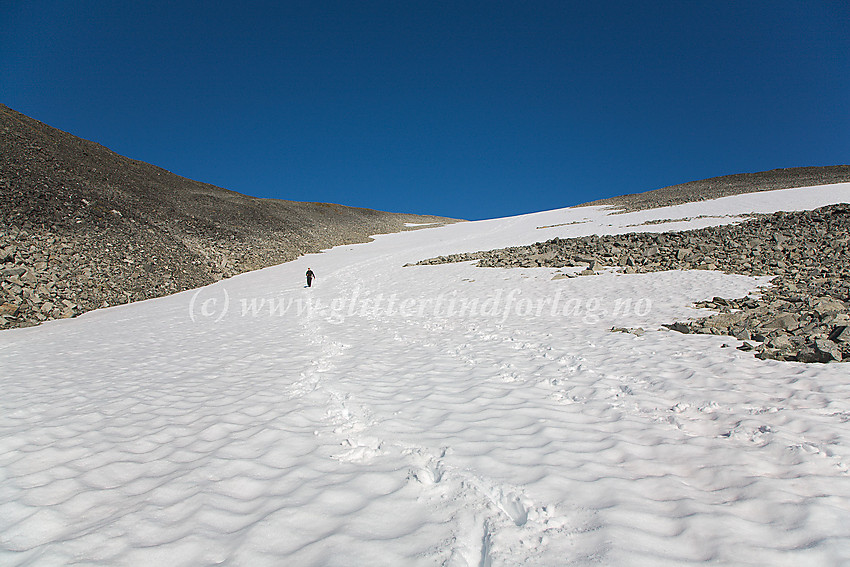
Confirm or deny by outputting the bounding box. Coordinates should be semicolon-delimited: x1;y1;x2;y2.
3;184;850;566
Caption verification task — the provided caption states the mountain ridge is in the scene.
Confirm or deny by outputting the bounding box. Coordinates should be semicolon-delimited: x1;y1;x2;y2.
576;165;850;211
3;102;849;330
0;104;456;328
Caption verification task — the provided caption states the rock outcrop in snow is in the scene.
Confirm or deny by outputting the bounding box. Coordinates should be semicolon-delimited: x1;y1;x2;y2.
415;203;850;362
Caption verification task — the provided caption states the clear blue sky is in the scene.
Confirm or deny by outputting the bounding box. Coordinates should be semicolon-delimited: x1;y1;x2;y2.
3;1;848;220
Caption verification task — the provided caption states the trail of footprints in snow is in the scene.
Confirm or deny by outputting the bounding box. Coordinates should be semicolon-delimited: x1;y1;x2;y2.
287;290;601;563
404;445;601;566
305;280;847;563
319;391;594;563
320;300;605;563
286;307;389;463
292;298;389;464
285;309;352;398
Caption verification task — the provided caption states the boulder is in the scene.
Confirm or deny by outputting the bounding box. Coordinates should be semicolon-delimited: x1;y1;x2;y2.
1;267;26;278
733;329;751;340
761;313;799;331
797;340;842;363
707;311;747;329
766;334;792;349
813;298;846;317
0;303;18;317
666;322;691;334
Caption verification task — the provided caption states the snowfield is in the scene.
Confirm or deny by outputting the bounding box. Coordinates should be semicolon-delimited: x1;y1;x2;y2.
3;183;850;566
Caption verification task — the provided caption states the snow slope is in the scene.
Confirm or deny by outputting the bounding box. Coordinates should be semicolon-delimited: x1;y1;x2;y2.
2;183;850;566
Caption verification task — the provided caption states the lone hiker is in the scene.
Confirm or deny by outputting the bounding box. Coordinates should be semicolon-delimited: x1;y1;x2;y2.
306;268;315;288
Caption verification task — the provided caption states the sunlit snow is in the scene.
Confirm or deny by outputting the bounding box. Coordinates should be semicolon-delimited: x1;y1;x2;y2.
2;183;850;565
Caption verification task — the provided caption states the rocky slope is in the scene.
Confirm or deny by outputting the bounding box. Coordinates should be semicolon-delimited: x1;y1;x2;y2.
577;166;850;212
414;204;850;363
0;104;456;329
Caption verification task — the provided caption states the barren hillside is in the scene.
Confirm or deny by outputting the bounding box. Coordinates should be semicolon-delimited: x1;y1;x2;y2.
578;166;850;211
0;104;456;328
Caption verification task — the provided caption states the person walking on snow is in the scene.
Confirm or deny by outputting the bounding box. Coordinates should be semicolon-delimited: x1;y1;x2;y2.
306;268;315;288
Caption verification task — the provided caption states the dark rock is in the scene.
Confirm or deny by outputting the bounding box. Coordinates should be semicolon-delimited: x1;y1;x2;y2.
829;326;850;343
666;322;691;334
797;340;843;363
